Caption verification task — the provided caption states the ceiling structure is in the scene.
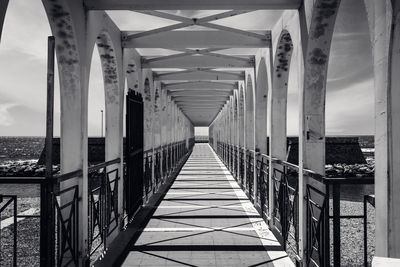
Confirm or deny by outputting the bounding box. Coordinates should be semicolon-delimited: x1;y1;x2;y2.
84;1;302;126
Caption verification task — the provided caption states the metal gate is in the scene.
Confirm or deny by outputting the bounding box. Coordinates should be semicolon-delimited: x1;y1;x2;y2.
125;89;144;219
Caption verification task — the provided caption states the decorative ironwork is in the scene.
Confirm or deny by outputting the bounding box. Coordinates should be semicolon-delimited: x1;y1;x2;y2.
239;148;245;187
87;159;120;261
246;150;254;200
256;154;269;219
143;149;153;196
272;165;299;261
306;184;329;267
154;148;161;185
55;184;79;267
0;195;17;267
162;146;168;179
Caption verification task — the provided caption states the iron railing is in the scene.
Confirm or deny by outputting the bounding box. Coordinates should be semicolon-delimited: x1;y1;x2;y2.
143;149;153;197
216;141;375;266
246;149;254;201
0;171;82;267
255;153;270;221
0;138;193;267
88;158;120;261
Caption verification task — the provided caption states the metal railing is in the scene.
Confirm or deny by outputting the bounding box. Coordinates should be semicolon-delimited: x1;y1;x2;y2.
143;149;153;197
216;141;375;266
87;158;121;261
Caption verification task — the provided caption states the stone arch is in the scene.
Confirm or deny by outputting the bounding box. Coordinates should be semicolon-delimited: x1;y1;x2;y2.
301;0;341;174
233;90;239;146
255;58;269;154
238;85;246;148
270;30;294;160
153;82;162;148
125;56;140;94
245;74;255;151
160;86;168;147
143;77;153;150
94;32;123;162
42;0;86;174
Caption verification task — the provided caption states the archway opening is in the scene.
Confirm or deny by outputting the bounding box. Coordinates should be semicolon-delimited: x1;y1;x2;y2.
325;0;374;264
0;1;60;265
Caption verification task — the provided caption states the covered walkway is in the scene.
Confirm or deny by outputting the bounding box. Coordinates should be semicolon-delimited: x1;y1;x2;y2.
121;144;293;266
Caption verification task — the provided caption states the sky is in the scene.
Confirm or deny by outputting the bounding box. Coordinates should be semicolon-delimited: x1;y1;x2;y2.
0;0;373;137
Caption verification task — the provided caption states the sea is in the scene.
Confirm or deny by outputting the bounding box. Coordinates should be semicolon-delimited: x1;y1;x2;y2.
0;136;45;164
0;135;375;165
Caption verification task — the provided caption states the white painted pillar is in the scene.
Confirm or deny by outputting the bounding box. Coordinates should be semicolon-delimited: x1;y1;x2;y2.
364;0;400;256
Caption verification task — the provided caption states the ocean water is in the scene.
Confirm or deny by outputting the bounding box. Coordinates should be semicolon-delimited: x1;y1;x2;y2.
0;136;45;164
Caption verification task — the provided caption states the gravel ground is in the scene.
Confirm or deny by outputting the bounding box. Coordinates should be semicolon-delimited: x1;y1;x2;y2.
1;212;40;266
334;199;375;266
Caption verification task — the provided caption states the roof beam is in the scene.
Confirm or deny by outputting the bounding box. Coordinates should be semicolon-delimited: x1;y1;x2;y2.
85;0;301;10
173;99;228;103
175;103;227;106
164;81;237;90
122;31;270;49
181;109;220;112
168;90;232;97
154;70;245;81
143;54;254;68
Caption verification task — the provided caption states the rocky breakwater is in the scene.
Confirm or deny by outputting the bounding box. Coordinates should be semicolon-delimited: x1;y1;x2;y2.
325;161;374;178
0;160;60;177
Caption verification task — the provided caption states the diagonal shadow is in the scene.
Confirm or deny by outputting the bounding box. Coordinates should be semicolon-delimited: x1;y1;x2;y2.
247;255;290;267
139;251;196;267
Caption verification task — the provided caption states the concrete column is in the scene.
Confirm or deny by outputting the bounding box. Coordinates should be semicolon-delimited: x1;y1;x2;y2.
160;88;168;146
230;96;235;171
298;1;340;260
234;90;239;178
364;0;400;256
153;82;161;149
238;85;246;184
166;96;172;169
42;1;89;263
143;75;153;151
88;14;125;243
255;56;270;155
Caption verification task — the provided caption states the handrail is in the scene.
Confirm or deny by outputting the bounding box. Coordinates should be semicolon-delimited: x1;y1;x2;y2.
88;158;121;173
56;169;83;182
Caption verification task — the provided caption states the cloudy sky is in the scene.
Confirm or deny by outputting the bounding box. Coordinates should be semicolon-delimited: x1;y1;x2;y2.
0;0;373;137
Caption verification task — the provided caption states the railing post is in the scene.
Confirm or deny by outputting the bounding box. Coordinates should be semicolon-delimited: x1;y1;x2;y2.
332;183;341;267
324;183;330;267
268;158;275;229
40;36;55;267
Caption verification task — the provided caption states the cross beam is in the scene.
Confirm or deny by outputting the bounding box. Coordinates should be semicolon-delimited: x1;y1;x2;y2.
84;0;301;10
168;90;232;97
143;54;254;68
154;70;245;81
122;31;270;49
176;98;227;102
164;81;238;90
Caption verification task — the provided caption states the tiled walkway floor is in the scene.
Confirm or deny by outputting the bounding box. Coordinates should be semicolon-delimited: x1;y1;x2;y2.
121;144;294;267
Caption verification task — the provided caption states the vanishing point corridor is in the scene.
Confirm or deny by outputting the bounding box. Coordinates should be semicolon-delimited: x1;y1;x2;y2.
121;144;293;267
